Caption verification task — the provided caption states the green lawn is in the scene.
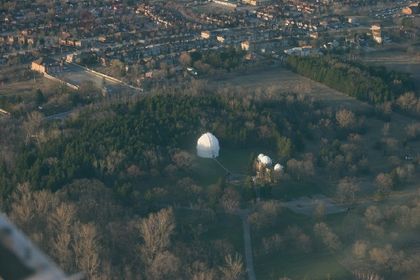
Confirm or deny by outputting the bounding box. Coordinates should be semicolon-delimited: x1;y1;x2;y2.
271;180;325;201
255;250;352;280
190;147;258;186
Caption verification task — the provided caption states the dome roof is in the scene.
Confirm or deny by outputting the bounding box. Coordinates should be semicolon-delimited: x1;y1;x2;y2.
257;153;265;161
197;132;220;158
274;163;284;171
260;155;272;166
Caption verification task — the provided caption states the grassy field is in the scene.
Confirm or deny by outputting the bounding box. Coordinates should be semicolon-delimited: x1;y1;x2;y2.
210;66;371;112
190;147;259;186
0;75;57;97
0;71;65;114
256;251;351;280
271;181;325;200
361;49;420;92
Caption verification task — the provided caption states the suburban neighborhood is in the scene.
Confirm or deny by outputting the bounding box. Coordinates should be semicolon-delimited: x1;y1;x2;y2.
1;0;419;93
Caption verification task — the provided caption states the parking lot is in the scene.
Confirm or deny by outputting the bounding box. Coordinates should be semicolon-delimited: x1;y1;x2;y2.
57;63;119;88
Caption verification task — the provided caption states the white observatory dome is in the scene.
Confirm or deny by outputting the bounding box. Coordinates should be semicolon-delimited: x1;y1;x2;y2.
197;132;220;158
274;163;284;172
260;155;272;166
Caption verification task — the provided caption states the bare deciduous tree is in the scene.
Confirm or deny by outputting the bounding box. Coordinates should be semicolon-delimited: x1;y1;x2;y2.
171;150;193;170
73;223;102;279
286;154;315;181
249;201;282;230
220;188;240;213
48;202;76;271
375;173;393;194
314;200;325;220
353;270;383;280
22;111;44;143
337;177;360;204
364;206;383;225
220;253;244;280
353;240;368;259
139;208;175;265
314;222;341;251
146;251;180;280
336;109;356;129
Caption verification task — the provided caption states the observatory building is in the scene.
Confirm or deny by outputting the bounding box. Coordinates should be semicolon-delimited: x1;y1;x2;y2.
197;132;220;158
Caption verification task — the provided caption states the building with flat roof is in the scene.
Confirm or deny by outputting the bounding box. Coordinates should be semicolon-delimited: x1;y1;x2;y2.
242;0;271;6
31;57;63;74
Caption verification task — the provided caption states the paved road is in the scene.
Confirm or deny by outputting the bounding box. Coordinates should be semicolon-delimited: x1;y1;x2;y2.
237;209;256;280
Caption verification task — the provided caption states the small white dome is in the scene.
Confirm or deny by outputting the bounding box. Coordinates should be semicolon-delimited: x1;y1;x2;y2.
274;163;284;172
260;155;272;166
257;153;265;161
197;132;220;158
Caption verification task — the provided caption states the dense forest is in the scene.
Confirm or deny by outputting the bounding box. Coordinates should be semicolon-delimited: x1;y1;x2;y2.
286;55;415;105
3;92;317;203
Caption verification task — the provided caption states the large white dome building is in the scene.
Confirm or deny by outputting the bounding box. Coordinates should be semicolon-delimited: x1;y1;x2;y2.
196;132;220;158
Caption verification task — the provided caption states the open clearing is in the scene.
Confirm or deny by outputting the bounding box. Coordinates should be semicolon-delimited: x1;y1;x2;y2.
0;75;58;97
361;50;420;91
210;66;371;111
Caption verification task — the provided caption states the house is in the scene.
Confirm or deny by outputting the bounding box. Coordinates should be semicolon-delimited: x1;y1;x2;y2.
98;35;107;43
310;32;319;39
402;3;420;15
31;57;63;74
371;24;382;44
217;35;225;43
241;40;250;51
201;31;211;39
242;0;272;6
66;53;77;63
0;109;11;118
27;37;35;46
284;46;313;56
